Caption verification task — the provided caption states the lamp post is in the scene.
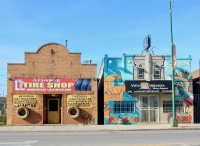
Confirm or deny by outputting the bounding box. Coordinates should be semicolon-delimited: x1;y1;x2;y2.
169;0;178;127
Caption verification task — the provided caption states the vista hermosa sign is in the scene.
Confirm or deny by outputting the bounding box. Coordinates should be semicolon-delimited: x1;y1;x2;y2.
125;80;172;93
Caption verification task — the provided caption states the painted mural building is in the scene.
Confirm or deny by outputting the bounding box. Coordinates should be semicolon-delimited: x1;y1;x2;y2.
7;43;98;125
98;51;193;125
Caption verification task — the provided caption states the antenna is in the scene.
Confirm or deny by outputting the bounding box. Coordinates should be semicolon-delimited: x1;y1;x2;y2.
66;40;67;48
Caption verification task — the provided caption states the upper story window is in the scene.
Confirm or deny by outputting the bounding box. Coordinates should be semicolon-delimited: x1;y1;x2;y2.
138;68;144;79
154;69;161;79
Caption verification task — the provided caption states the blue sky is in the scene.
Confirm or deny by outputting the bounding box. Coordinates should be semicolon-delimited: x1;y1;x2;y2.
0;0;200;96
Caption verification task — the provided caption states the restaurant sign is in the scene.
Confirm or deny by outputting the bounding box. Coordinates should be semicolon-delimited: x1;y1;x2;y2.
125;80;172;93
14;78;91;92
67;95;92;108
13;94;39;108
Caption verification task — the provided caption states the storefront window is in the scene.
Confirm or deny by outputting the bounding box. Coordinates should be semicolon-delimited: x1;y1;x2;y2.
113;101;135;113
163;101;183;113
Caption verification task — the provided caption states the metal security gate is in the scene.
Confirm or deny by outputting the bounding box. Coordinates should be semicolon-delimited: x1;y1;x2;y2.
194;94;200;123
140;95;159;122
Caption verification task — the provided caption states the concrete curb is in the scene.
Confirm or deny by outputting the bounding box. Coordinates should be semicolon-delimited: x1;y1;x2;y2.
1;124;200;132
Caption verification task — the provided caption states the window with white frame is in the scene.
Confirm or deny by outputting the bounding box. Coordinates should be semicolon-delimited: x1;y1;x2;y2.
163;101;183;113
138;68;144;79
154;69;161;79
113;101;135;113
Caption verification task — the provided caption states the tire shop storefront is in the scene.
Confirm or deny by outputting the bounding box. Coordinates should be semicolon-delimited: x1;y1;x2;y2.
7;43;97;125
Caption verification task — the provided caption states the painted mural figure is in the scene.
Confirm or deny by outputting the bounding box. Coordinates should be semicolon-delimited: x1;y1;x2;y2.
104;73;139;125
168;67;193;123
174;67;193;105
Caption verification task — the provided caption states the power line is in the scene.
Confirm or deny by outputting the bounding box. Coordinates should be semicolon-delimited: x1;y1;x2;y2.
154;47;170;55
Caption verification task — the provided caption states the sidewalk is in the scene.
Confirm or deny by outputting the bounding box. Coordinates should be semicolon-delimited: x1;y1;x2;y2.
1;123;200;132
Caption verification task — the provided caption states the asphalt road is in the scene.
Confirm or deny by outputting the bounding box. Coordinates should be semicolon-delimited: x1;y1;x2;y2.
0;130;200;146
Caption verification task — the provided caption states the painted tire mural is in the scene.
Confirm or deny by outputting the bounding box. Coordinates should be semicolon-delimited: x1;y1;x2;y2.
67;106;80;119
75;79;91;91
16;106;29;119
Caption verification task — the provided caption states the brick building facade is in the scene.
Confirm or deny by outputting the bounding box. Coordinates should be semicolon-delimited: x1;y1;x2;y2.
7;43;98;125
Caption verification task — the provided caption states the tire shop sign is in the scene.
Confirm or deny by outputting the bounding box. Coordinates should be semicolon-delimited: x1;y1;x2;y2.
14;78;91;92
13;95;39;108
67;95;92;108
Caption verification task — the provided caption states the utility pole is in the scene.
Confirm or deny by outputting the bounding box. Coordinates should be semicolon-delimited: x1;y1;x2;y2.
0;91;4;97
169;0;178;127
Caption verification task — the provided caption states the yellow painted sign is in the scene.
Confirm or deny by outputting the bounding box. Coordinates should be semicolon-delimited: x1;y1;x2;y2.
13;95;39;108
67;95;92;108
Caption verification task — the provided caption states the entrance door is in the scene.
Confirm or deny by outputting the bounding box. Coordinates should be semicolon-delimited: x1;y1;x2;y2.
140;95;159;122
47;98;60;124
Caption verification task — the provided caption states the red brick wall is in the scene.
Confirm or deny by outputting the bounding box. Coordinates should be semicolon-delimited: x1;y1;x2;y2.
7;43;97;125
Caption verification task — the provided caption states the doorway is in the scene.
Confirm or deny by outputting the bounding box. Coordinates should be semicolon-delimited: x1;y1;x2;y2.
47;95;61;124
139;95;159;122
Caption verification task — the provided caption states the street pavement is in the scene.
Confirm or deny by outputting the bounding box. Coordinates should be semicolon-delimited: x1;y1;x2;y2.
1;123;200;132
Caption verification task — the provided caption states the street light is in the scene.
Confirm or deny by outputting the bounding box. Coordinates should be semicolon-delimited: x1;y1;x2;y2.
169;0;178;127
